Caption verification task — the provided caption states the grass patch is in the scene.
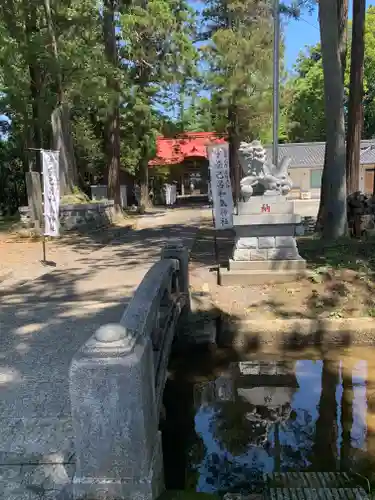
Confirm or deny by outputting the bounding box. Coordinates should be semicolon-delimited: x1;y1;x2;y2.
60;191;91;205
298;236;375;274
260;236;375;319
60;186;111;205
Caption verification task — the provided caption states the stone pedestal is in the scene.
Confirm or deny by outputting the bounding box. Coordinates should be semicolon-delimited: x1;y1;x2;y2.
221;196;306;285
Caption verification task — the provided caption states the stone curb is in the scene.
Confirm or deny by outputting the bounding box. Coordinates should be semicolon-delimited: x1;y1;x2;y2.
219;317;375;349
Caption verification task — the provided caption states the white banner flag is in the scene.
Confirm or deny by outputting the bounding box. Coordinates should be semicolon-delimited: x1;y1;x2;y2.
207;143;234;230
42;150;60;237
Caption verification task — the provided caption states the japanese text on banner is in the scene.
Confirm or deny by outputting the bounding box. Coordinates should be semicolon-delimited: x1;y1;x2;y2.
42;150;60;237
208;144;234;230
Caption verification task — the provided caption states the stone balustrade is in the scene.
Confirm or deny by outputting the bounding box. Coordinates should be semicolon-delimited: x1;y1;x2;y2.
69;240;190;500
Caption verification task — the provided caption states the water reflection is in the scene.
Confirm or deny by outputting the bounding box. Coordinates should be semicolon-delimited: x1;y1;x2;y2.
188;357;368;495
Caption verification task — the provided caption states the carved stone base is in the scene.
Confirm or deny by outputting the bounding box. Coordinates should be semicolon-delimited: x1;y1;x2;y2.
224;194;306;286
229;259;306;271
220;268;306;286
233;235;302;262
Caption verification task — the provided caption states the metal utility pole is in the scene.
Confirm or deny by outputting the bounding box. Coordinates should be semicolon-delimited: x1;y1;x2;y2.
272;0;280;167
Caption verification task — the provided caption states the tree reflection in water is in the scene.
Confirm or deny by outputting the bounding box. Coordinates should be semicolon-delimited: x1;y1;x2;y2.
312;359;340;471
210;399;269;455
340;362;354;471
188;357;366;493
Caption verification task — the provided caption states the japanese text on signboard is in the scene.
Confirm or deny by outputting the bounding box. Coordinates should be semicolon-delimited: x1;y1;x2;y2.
208;144;233;230
42;150;60;237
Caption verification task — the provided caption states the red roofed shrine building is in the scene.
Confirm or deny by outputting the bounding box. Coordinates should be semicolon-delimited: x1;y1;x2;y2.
148;132;227;196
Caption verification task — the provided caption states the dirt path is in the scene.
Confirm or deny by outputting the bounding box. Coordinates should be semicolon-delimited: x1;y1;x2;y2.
0;213;144;288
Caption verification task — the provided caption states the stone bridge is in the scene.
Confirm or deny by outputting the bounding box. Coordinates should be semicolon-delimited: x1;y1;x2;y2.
69;240;190;500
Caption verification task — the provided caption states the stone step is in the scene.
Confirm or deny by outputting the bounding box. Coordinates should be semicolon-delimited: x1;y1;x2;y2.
268;488;369;499
229;259;306;272
220;268;305;286
265;472;352;489
233;214;301;226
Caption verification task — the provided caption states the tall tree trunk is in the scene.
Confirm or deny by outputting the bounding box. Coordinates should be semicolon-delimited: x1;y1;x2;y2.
226;2;241;207
346;0;366;195
43;0;63;105
318;0;347;239
340;368;353;470
134;0;152;210
139;140;151;209
25;2;43;173
228;102;240;206
51;106;78;195
313;360;339;470
28;63;43;172
180;81;186;133
103;0;122;212
316;0;348;232
44;0;77;195
338;0;349;77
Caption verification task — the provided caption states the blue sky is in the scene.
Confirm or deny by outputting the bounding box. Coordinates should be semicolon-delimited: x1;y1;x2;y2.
284;4;319;71
191;1;375;72
285;0;375;71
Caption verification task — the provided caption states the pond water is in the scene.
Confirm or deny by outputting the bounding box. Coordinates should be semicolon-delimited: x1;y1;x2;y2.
162;346;375;497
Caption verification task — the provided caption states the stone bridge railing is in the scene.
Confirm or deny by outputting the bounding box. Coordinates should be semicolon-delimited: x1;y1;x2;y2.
69;240;190;500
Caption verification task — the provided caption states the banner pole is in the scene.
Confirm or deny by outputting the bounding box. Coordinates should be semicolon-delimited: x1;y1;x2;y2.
39;148;60;267
40;149;47;265
25;147;59;266
42;235;47;264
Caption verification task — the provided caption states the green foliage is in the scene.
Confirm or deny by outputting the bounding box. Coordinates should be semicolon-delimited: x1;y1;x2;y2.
0;0;197;208
183;97;215;133
363;6;375;138
284;45;326;142
0;0;323;213
201;0;274;141
0;138;25;214
285;5;375;142
0;0;110;183
280;0;317;19
118;0;197;196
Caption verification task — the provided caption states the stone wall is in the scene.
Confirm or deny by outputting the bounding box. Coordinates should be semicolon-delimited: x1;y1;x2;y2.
18;200;115;233
59;200;114;231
